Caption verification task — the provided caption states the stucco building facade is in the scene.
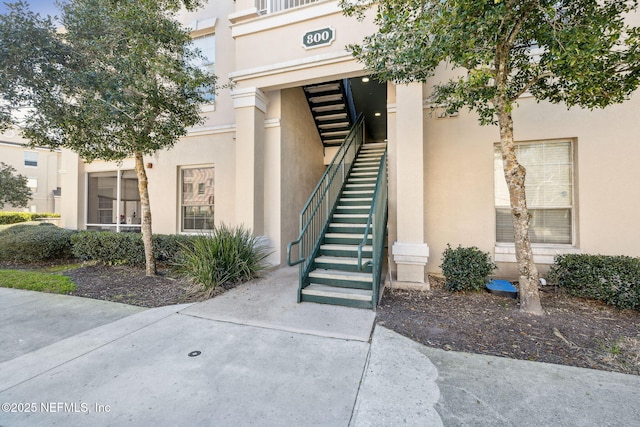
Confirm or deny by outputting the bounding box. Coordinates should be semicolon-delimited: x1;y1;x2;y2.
58;0;640;290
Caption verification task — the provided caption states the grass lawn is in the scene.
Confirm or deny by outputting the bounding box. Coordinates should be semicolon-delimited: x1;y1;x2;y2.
0;269;76;294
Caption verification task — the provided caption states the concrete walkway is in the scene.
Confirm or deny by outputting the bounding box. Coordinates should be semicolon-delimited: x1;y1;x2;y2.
1;267;638;426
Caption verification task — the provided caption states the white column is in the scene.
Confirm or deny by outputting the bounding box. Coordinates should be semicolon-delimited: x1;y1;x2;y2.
391;82;429;286
231;87;268;235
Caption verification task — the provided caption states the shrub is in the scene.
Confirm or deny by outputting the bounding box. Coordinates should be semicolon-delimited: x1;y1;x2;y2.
174;224;271;292
71;231;145;266
71;231;199;266
548;254;640;310
0;212;32;225
440;244;496;292
0;224;76;262
154;234;198;262
0;212;60;225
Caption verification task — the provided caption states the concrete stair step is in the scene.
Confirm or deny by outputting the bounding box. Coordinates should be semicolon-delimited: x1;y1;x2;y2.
308;269;373;290
301;284;372;300
314;255;373;267
320;243;372;257
332;213;369;223
324;232;372;245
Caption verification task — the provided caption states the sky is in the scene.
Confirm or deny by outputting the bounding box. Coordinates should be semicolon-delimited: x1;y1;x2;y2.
0;1;60;17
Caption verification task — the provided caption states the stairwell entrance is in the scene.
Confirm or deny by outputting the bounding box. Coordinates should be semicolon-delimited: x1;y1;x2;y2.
287;76;388;309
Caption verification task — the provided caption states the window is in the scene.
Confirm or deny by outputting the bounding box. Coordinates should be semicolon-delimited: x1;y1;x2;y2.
256;0;323;14
87;170;140;232
24;151;38;167
494;140;573;245
181;167;214;232
191;33;215;102
27;177;38;193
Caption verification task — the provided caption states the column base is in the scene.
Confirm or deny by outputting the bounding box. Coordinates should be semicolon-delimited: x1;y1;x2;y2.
392;241;430;286
385;275;431;291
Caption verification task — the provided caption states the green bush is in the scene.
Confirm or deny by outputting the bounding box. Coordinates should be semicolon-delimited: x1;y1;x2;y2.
441;244;496;292
548;254;640;310
71;231;145;266
0;212;32;225
0;212;60;225
71;231;199;266
154;234;198;262
174;224;271;292
0;224;76;262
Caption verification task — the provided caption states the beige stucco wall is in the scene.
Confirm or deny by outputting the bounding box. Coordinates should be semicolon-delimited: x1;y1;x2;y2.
421;88;640;278
178;0;236;128
279;87;326;264
230;0;375;91
57;0;640;278
0;131;61;213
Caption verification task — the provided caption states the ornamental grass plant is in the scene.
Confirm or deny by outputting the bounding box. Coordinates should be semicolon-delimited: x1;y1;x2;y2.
174;224;271;297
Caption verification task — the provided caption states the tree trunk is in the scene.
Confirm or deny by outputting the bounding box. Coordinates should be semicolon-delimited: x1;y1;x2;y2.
134;151;156;276
496;105;543;315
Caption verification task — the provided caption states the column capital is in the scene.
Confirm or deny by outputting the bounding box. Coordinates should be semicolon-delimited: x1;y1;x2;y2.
231;87;268;113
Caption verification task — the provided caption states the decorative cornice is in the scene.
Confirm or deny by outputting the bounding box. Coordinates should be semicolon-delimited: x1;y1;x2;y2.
229;50;354;83
186;123;236;137
230;87;269;113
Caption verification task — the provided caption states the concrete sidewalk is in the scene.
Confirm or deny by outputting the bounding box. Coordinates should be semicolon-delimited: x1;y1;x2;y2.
1;267;638;426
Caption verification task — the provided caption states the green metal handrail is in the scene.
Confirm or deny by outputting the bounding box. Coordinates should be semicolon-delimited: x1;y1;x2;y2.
287;114;365;299
357;150;388;306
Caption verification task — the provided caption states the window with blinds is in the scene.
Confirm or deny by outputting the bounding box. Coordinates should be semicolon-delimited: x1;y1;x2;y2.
494;140;573;244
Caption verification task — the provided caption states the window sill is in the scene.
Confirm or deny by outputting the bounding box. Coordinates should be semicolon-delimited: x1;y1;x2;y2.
494;244;581;264
200;103;216;113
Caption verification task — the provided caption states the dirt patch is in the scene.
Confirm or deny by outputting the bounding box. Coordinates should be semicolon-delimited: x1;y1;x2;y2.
377;275;640;376
62;264;207;307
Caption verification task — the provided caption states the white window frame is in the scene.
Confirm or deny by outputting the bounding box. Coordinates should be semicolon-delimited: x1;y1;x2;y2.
179;165;215;233
24;151;38;167
27;177;38;194
85;169;141;233
494;139;580;263
190;31;216;112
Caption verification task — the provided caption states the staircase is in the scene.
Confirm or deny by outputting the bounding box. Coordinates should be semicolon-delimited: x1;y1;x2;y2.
300;142;387;309
303;80;356;148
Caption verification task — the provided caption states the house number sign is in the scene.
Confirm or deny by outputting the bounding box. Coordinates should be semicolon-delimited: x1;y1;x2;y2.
302;27;335;49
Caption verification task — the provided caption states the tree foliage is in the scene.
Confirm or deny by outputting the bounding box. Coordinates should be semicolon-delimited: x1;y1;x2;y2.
0;0;216;275
342;0;640;120
341;0;640;314
0;162;31;209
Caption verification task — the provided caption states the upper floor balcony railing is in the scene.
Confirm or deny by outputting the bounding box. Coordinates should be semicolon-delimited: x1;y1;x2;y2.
256;0;323;15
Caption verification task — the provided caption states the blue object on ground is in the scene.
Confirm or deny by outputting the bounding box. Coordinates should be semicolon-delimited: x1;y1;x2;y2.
486;279;518;299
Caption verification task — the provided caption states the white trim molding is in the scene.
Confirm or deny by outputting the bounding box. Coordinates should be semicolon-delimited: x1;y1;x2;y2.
229;50;354;84
231;87;268;113
494;244;582;264
186;123;236;137
392;242;430;266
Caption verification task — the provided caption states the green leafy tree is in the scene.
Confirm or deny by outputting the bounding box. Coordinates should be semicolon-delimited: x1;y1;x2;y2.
341;0;640;314
0;162;31;209
0;0;216;276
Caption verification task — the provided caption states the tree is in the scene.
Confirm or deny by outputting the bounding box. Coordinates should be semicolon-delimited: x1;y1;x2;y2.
0;0;216;276
341;0;640;314
0;162;32;209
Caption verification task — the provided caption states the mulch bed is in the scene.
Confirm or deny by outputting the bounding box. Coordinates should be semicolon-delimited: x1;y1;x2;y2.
377;275;640;376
